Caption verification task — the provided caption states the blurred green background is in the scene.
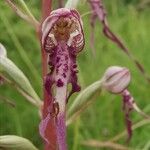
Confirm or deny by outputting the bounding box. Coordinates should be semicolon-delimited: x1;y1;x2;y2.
0;0;150;149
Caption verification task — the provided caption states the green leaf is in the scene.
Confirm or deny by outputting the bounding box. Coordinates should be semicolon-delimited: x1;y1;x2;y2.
67;80;103;125
0;95;16;108
81;140;132;150
143;140;150;150
15;0;39;26
0;13;41;86
0;56;41;105
65;0;80;8
0;43;7;57
0;135;39;150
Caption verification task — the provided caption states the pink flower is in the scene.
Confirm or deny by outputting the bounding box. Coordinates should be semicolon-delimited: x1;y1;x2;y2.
39;8;85;150
102;66;133;141
102;66;131;94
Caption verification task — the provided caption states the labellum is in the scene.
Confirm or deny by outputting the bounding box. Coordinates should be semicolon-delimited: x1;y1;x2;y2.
39;8;85;149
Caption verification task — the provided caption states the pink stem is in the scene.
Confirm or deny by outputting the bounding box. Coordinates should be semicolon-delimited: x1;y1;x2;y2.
40;0;58;150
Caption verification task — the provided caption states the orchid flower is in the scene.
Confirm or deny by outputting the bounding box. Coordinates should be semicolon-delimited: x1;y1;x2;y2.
102;66;150;142
39;8;85;149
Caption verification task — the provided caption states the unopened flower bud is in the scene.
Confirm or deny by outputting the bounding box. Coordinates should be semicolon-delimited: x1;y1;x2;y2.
0;43;7;57
102;66;131;94
0;135;38;150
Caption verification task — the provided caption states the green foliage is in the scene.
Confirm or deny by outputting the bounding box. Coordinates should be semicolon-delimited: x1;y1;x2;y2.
67;80;103;125
0;135;39;150
0;55;41;106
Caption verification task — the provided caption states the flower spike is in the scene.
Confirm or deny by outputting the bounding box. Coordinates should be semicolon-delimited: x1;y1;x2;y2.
40;8;85;149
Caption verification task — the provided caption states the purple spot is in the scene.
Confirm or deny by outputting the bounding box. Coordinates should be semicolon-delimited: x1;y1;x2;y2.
65;56;68;60
45;75;54;95
63;64;68;71
57;79;64;87
72;70;79;75
56;68;59;74
48;61;52;66
72;64;77;68
56;57;60;63
73;83;81;92
62;73;66;78
57;63;62;68
74;70;79;73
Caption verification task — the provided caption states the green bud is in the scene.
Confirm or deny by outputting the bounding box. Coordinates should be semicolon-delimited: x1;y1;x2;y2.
0;135;39;150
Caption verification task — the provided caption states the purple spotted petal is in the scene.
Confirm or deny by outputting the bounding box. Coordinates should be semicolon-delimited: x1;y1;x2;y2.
40;8;85;149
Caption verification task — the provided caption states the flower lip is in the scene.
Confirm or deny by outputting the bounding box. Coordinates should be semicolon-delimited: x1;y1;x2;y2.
102;66;131;94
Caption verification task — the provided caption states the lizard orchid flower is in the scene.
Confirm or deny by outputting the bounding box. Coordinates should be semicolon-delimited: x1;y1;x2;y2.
39;8;85;149
102;66;149;142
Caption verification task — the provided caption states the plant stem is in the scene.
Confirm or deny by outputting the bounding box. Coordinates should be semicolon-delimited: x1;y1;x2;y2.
0;95;16;107
40;0;53;81
66;91;100;126
5;0;39;29
16;0;39;27
82;140;132;150
40;1;58;150
0;74;42;108
5;0;31;23
41;0;52;21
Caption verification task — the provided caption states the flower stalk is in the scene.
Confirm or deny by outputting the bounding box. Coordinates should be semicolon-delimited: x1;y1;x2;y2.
5;0;39;29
